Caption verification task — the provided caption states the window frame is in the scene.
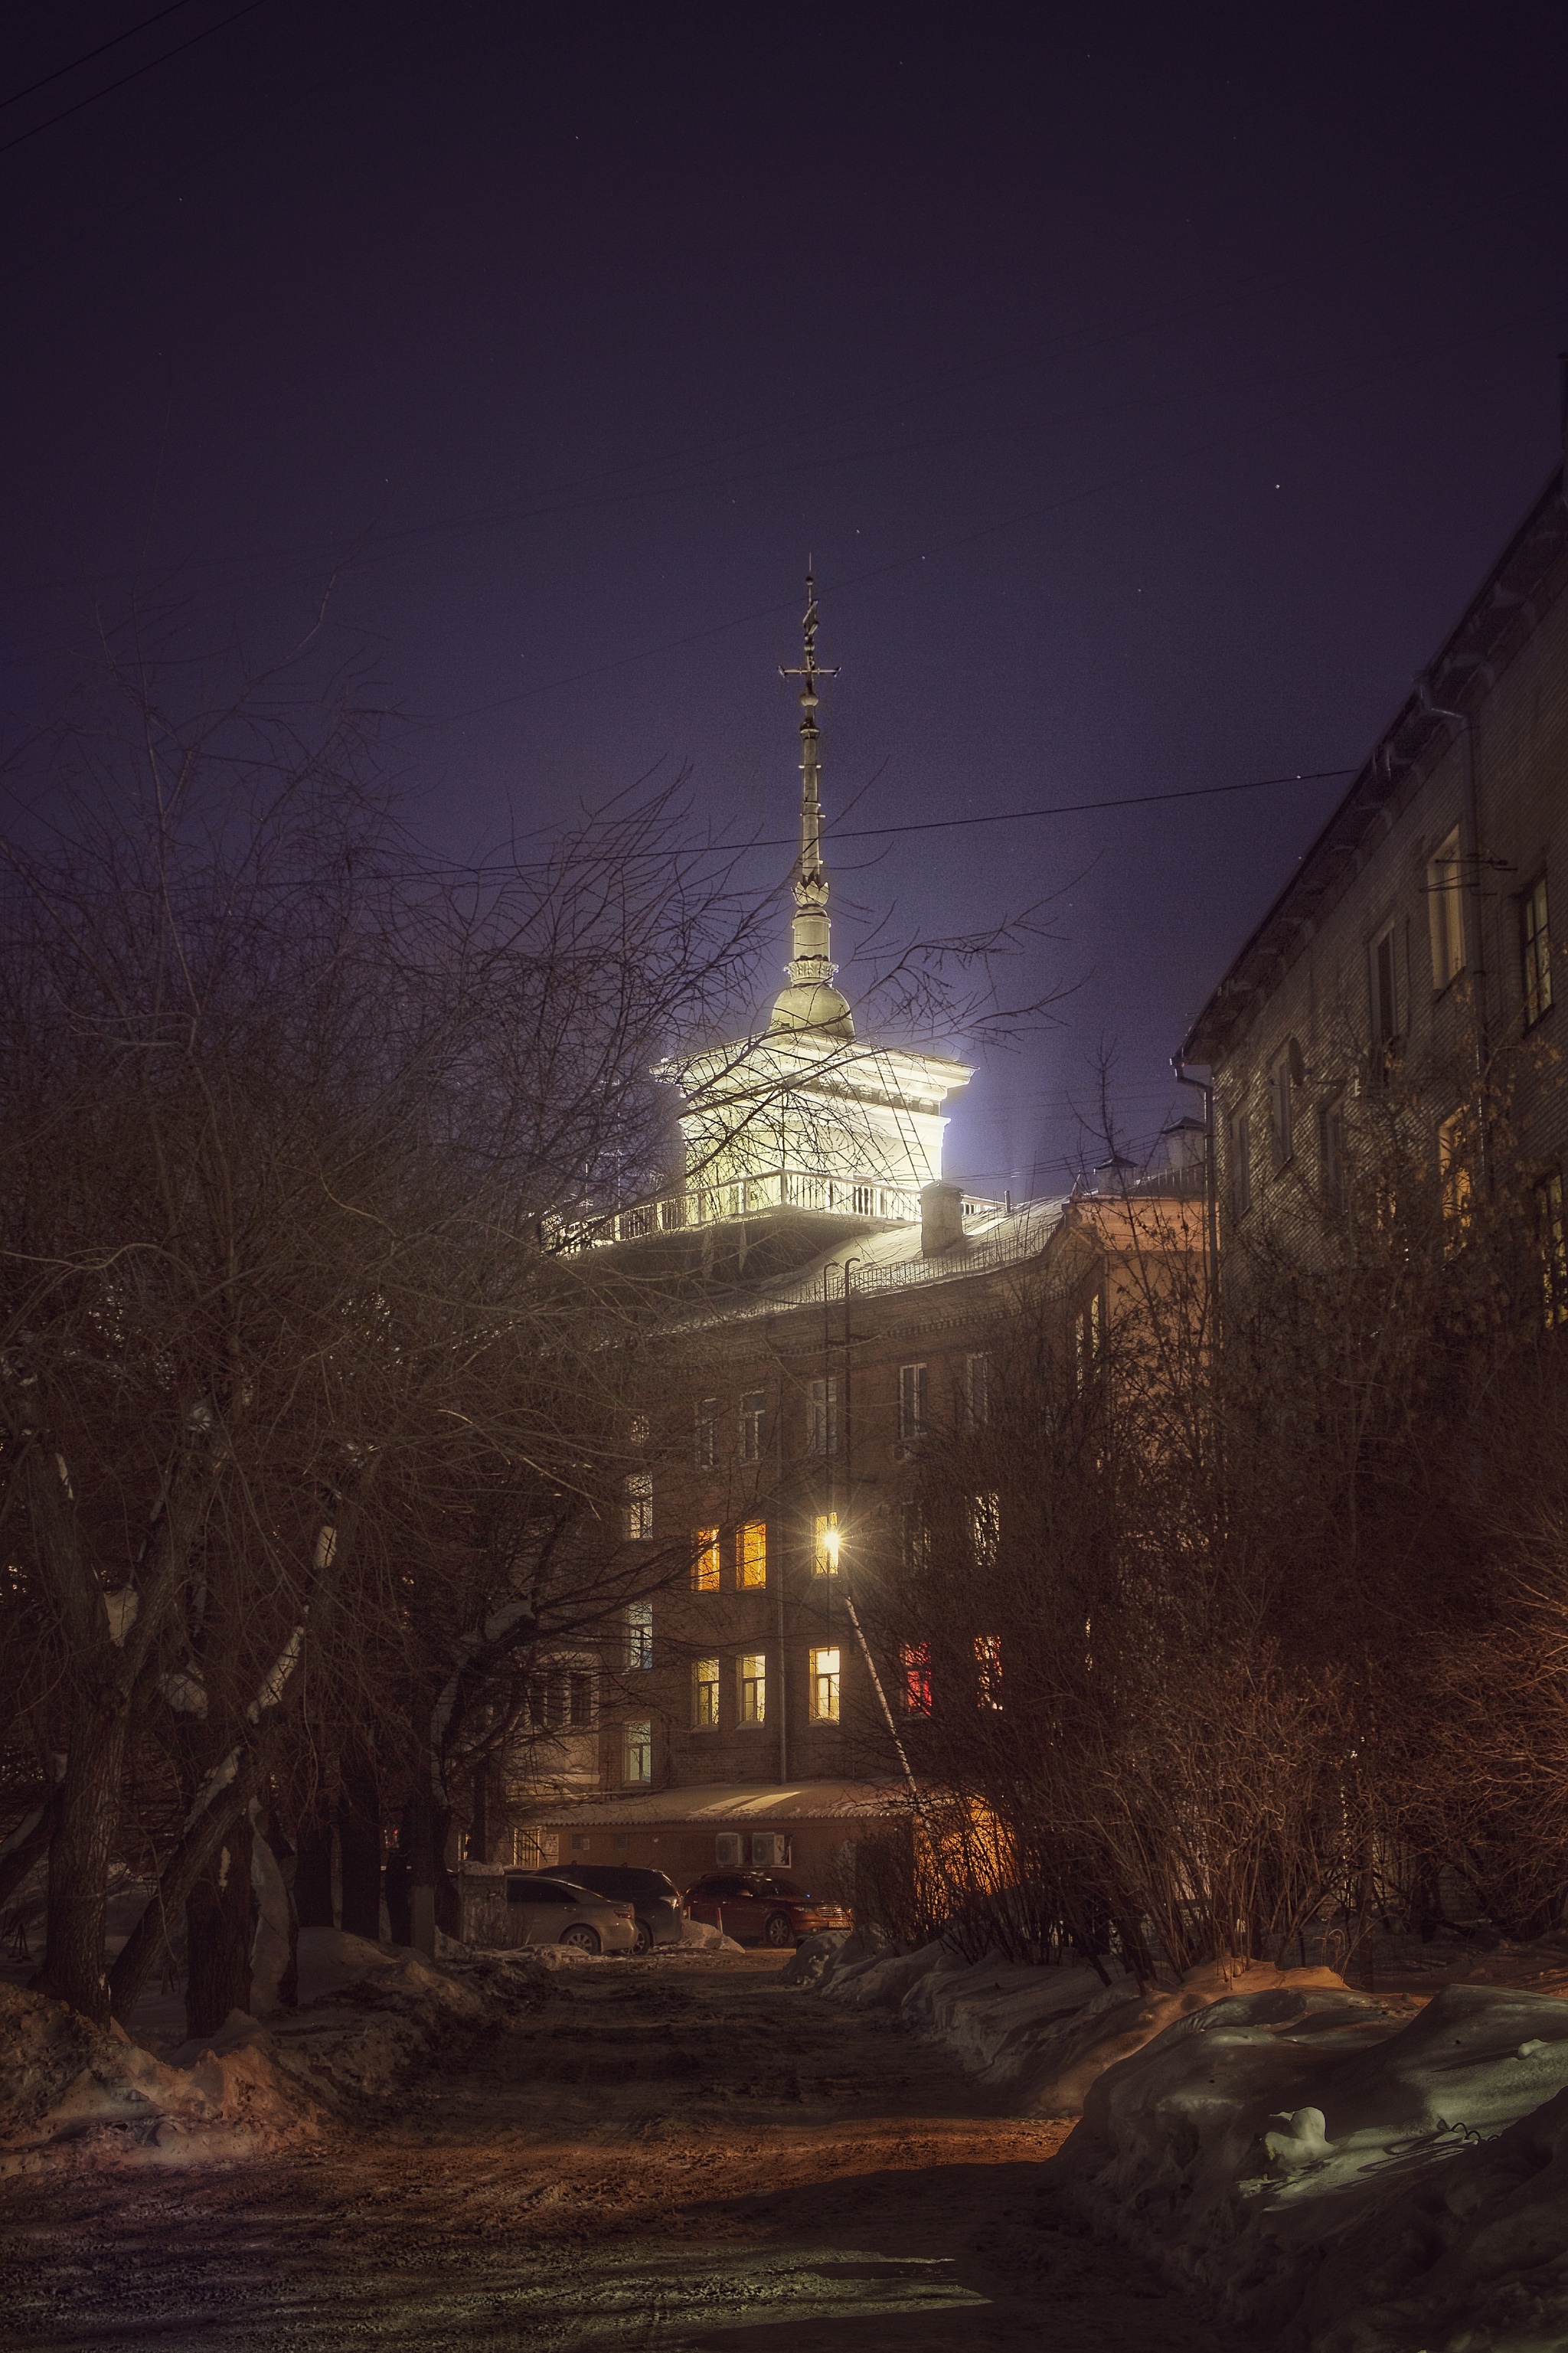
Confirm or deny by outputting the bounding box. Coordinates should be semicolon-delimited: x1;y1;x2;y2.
622;1472;653;1543
897;1361;929;1445
737;1518;767;1589
963;1351;991;1429
694;1397;718;1470
691;1527;721;1592
625;1601;653;1672
807;1375;839;1458
808;1645;841;1723
1523;874;1553;1029
812;1511;840;1577
1370;919;1400;1074
623;1721;652;1784
900;1639;932;1715
691;1656;720;1729
737;1390;767;1464
1428;825;1466;992
737;1652;766;1726
1536;1170;1566;1327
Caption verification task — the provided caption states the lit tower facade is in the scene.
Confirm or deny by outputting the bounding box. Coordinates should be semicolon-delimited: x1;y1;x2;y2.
668;575;972;1226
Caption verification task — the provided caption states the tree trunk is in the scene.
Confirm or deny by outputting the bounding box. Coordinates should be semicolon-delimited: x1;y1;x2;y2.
34;1705;128;2022
185;1811;256;2038
337;1747;382;1942
108;1757;261;2021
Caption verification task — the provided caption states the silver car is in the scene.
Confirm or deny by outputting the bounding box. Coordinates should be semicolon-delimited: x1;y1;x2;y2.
501;1872;638;1955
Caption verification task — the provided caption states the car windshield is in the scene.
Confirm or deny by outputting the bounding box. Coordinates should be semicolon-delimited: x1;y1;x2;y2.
759;1874;812;1899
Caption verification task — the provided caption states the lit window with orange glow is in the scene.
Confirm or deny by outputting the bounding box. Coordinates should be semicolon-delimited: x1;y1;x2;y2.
737;1652;766;1725
692;1657;720;1727
737;1520;767;1587
691;1528;720;1590
808;1646;841;1722
975;1633;1003;1711
900;1641;932;1715
1439;1109;1472;1246
812;1513;840;1576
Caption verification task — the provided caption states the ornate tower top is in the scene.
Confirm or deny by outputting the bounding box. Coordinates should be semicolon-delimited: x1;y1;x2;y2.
772;569;854;1039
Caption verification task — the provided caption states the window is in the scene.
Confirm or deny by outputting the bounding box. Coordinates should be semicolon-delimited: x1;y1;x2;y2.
622;1473;652;1542
1074;1290;1103;1388
694;1397;718;1470
1428;826;1466;989
737;1519;767;1588
691;1528;721;1591
737;1652;766;1726
898;1361;929;1444
900;1499;930;1580
624;1721;652;1783
964;1352;991;1428
1370;921;1400;1074
975;1633;1003;1711
569;1672;596;1728
812;1512;840;1576
900;1640;932;1714
1318;1094;1348;1214
1439;1108;1472;1246
1523;877;1553;1028
738;1391;766;1463
692;1658;720;1728
807;1376;839;1457
1537;1172;1567;1327
1227;1108;1252;1220
626;1601;653;1671
808;1646;841;1722
1267;1041;1298;1166
970;1492;1000;1570
629;1413;650;1446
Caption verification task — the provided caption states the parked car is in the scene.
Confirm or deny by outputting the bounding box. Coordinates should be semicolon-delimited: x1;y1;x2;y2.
684;1870;851;1948
550;1863;686;1954
501;1873;638;1955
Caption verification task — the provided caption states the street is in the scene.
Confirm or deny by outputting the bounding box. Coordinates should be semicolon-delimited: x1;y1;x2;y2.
0;1952;1243;2351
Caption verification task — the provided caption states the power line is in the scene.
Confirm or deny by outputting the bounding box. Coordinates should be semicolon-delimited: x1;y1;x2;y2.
725;767;1356;852
0;3;194;113
0;0;268;162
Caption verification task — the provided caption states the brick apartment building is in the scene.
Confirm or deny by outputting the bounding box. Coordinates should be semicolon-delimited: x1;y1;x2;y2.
1181;453;1568;1293
504;583;1203;1887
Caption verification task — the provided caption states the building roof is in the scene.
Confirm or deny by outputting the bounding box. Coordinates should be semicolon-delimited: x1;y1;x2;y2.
1181;462;1568;1070
531;1777;913;1828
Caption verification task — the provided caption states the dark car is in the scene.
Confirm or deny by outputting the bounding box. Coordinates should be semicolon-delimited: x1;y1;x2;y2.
684;1870;851;1949
552;1863;686;1954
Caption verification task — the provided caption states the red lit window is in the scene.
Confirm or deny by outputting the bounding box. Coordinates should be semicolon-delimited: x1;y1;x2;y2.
900;1640;932;1715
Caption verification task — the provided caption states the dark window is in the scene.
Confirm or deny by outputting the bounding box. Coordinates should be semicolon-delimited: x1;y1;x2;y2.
738;1391;766;1462
1227;1110;1251;1220
1524;877;1553;1028
1537;1172;1567;1327
807;1377;838;1456
506;1877;573;1905
898;1362;928;1443
1370;923;1400;1076
694;1397;718;1469
569;1672;596;1728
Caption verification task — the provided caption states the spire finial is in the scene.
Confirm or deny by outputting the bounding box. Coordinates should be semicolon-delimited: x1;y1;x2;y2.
778;567;842;1007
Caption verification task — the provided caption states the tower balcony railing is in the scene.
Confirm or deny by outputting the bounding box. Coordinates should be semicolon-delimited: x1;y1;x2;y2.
554;1168;1003;1250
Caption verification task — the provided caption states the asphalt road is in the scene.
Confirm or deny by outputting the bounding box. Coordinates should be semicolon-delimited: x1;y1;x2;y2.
0;1951;1246;2351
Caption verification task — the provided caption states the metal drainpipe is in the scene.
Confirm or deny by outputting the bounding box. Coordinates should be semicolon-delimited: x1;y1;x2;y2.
1171;1055;1219;1319
1418;674;1490;1190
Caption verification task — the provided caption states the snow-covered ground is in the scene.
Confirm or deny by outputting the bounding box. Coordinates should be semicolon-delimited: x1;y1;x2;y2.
800;1933;1568;2350
0;1927;581;2175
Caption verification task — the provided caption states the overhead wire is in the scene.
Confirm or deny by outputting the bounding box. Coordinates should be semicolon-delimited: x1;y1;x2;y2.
0;2;194;113
0;0;270;163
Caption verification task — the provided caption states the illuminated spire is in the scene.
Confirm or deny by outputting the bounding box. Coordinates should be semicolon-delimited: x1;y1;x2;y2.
773;568;853;1036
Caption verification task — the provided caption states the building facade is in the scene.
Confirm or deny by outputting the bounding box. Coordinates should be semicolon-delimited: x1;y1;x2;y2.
1181;458;1568;1293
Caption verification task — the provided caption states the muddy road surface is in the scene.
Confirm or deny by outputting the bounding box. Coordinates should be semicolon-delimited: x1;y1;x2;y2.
2;1952;1245;2351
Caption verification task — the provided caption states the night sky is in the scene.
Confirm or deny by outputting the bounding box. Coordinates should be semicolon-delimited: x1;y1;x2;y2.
5;2;1567;1199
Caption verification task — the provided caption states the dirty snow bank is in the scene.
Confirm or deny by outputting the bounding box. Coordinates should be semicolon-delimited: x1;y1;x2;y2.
0;1927;553;2175
810;1931;1357;2115
1044;1977;1568;2352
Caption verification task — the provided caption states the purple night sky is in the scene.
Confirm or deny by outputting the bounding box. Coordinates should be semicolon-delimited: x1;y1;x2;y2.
4;2;1566;1198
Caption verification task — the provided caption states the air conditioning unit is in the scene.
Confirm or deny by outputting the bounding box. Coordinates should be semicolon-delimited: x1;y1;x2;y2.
751;1833;791;1868
714;1832;745;1868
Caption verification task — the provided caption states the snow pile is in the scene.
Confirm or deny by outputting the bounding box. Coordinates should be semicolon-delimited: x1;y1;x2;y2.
0;1981;322;2175
814;1932;1356;2115
0;1928;552;2173
1044;1978;1568;2351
